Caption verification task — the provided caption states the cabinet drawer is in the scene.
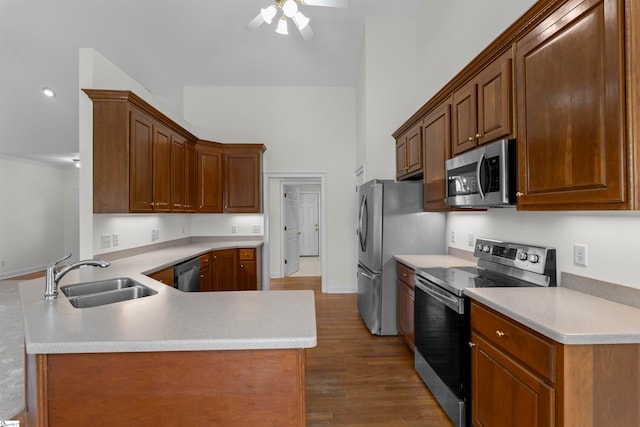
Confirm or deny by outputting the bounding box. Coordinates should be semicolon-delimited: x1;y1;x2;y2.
239;248;255;261
396;262;415;288
199;253;211;268
471;302;556;383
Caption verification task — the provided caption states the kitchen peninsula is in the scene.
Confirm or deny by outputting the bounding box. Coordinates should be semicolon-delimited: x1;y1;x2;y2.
19;241;317;426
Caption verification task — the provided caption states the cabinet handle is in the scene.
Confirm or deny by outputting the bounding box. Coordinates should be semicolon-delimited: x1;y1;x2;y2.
240;264;244;268
468;341;476;348
475;133;482;139
150;202;155;207
468;136;474;142
402;273;408;277
496;330;505;337
516;192;524;198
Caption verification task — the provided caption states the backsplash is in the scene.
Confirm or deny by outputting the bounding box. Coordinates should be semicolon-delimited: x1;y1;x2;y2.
447;209;640;290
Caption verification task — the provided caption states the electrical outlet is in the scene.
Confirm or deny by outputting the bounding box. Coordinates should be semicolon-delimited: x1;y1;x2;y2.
231;225;237;234
101;234;112;249
467;232;474;247
112;233;119;247
450;231;456;243
574;243;587;266
151;229;160;242
252;225;261;234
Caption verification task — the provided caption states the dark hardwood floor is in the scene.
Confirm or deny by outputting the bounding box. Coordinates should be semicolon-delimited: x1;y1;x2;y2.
270;276;453;427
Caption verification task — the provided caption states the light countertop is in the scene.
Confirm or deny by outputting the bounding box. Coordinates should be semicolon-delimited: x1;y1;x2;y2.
19;241;317;355
394;254;477;270
466;287;640;345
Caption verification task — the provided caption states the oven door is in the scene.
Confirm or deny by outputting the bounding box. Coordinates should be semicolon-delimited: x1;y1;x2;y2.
414;276;470;426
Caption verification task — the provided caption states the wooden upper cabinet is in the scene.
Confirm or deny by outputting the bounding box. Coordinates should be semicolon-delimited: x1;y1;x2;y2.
184;141;197;213
170;135;186;212
422;99;452;211
396;122;423;180
152;124;172;212
452;48;514;156
515;0;626;209
223;144;265;213
196;141;223;213
84;90;266;214
129;107;154;212
452;81;478;155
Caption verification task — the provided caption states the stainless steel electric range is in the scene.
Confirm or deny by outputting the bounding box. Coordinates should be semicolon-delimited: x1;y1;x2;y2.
413;238;557;427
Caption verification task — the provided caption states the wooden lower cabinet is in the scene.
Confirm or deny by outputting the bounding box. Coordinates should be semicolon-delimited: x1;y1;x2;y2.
238;248;260;291
471;301;640;426
147;266;174;286
199;252;212;292
26;349;306;426
211;249;238;291
396;262;415;352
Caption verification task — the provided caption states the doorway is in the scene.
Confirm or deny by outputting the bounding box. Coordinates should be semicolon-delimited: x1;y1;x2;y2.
263;173;327;292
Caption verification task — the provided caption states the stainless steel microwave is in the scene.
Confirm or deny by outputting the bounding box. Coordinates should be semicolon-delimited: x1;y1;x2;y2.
445;138;516;208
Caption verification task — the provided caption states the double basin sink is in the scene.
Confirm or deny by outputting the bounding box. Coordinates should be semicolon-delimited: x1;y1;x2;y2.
61;277;157;308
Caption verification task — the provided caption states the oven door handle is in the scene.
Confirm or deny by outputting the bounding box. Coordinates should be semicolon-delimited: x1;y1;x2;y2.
415;279;463;314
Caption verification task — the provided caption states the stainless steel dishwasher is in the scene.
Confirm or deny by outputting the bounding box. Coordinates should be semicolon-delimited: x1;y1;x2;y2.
174;257;201;292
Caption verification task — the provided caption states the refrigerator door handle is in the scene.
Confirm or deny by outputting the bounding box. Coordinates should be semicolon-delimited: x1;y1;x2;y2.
358;195;368;252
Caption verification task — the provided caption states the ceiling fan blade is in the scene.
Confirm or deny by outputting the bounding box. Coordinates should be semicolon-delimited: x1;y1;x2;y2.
245;13;265;30
303;0;350;7
299;24;314;40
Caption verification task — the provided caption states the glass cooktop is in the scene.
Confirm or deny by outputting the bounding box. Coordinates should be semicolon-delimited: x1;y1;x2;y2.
416;266;539;297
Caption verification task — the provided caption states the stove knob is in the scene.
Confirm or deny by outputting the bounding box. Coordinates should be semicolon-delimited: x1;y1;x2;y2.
482;245;491;253
518;252;528;261
528;254;540;263
476;244;484;252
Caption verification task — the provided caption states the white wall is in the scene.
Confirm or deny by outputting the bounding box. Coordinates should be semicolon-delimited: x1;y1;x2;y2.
0;157;78;277
184;86;356;293
356;17;417;180
416;0;537;103
412;0;640;289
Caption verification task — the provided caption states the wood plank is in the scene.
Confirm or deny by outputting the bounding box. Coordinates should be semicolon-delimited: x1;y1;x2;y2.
271;276;454;426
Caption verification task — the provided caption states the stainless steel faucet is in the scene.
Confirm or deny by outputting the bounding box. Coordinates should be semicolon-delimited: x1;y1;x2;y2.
44;253;111;300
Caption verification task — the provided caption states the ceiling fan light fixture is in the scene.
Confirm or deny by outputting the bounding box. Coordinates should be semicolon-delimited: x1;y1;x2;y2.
275;15;289;35
293;11;310;30
282;0;299;18
260;5;277;24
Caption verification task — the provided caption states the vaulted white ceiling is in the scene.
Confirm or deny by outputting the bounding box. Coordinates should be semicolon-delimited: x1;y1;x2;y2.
0;0;419;166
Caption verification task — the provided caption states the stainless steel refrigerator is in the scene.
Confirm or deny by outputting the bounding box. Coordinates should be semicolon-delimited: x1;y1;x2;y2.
357;179;445;335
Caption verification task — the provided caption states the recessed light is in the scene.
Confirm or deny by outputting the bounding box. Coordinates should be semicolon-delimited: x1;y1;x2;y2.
42;87;56;97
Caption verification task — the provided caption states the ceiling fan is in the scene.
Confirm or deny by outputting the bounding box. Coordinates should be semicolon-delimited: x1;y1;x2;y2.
246;0;350;40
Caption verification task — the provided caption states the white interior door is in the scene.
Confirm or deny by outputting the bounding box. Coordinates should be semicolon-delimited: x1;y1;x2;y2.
298;192;319;256
283;186;300;276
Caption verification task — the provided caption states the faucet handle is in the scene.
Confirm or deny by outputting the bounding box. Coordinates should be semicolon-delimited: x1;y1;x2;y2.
49;253;72;268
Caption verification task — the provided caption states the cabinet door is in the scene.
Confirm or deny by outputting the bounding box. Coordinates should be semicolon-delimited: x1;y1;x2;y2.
148;267;174;287
129;107;154;212
199;253;212;292
452;81;478;155
515;0;626;209
396;122;423;180
423;100;451;211
239;260;257;291
197;142;223;213
152;124;171;212
472;332;554;427
477;49;513;145
212;249;238;291
396;279;414;352
183;142;197;213
170;135;185;212
223;146;263;213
